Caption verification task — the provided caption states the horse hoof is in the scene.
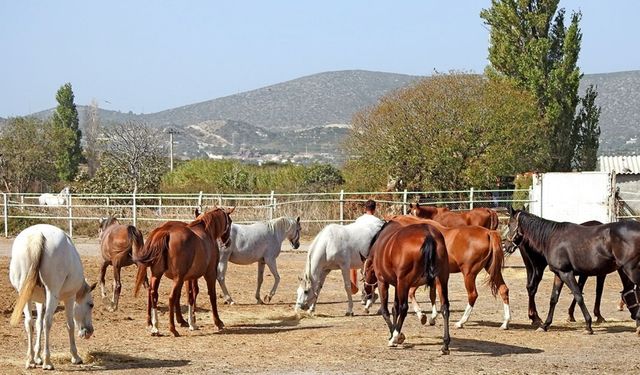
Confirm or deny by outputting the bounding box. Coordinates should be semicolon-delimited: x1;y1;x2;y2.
363;308;369;314
440;347;450;355
595;317;606;324
387;340;398;348
170;329;180;337
263;295;272;303
345;311;354;317
43;364;54;371
636;327;640;336
455;322;464;329
34;357;43;365
396;333;406;345
179;321;189;328
189;325;199;331
536;327;547;333
585;329;594;335
151;331;161;337
256;299;264;305
567;316;576;323
500;323;509;330
72;357;83;365
25;361;36;369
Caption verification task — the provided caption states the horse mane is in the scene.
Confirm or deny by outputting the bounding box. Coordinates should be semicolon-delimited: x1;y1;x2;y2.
100;216;119;231
267;216;295;235
189;208;225;230
369;220;392;250
519;211;569;254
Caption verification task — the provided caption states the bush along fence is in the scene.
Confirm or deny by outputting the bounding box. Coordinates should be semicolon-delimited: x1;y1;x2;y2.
0;188;532;237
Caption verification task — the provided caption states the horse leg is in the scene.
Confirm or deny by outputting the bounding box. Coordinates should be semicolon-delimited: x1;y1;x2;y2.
41;290;58;370
409;286;427;325
378;281;394;337
436;274;451;355
111;265;122;311
188;279;199;331
309;270;329;314
593;274;606;323
538;273;564;332
217;254;234;305
428;282;438;326
263;258;281;303
255;261;266;304
22;302;36;369
340;266;354;316
205;272;225;330
63;297;83;364
456;272;479;329
388;281;409;347
350;268;359;295
526;266;545;327
168;277;185;337
496;273;511;330
617;268;640;335
32;302;44;366
149;276;162;336
175;283;189;327
99;261;109;299
567;274;587;322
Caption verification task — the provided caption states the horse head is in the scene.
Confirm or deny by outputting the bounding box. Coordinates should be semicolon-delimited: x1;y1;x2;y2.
504;206;523;254
194;207;234;247
361;255;378;305
295;273;316;312
98;216;119;240
74;280;97;339
287;217;301;250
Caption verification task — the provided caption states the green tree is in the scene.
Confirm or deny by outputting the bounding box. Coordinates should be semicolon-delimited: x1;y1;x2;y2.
480;0;601;171
302;164;345;192
51;83;82;181
0;117;57;192
344;73;548;191
573;85;601;171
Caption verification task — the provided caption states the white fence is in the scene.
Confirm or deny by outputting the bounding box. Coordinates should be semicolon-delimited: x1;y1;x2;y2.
0;188;529;237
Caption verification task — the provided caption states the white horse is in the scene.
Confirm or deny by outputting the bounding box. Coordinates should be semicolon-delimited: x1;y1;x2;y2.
9;224;96;370
218;216;301;304
38;186;70;206
295;214;384;316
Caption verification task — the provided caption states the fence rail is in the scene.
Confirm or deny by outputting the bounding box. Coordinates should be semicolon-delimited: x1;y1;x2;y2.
0;189;532;237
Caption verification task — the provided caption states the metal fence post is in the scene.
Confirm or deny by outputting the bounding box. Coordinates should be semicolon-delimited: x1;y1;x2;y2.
132;191;137;227
403;189;408;214
469;187;474;209
3;193;8;237
269;191;275;220
339;190;344;225
67;193;73;237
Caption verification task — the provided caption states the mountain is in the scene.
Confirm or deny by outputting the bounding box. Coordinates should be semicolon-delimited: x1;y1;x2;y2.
15;69;640;162
580;71;640;154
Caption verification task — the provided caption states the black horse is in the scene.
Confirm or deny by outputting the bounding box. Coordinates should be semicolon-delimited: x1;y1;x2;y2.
505;207;640;334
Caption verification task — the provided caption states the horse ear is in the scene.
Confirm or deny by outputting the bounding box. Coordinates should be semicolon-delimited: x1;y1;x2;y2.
296;216;300;223
359;253;367;263
507;205;515;216
409;203;414;209
194;208;200;217
226;206;236;215
297;275;302;282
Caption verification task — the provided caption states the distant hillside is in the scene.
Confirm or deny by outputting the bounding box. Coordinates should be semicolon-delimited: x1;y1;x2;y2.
580;71;640;154
18;69;640;161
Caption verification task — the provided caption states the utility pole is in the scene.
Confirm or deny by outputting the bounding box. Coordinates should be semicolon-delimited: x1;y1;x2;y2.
167;128;178;171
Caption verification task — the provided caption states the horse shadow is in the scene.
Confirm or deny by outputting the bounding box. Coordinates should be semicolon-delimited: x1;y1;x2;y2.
77;351;189;371
218;322;329;335
473;319;577;332
409;337;544;357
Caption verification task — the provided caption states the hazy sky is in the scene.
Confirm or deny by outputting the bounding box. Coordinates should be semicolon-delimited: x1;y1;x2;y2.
1;1;638;117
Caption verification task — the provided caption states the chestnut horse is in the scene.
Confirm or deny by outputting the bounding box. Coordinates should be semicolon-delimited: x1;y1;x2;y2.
362;220;451;353
133;207;233;337
505;207;640;334
388;215;510;329
409;203;499;230
98;217;145;311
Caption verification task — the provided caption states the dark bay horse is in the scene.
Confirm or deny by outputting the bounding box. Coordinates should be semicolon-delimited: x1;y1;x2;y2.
98;217;145;311
389;215;510;329
409;203;499;230
505;207;640;334
363;220;451;354
133;207;233;337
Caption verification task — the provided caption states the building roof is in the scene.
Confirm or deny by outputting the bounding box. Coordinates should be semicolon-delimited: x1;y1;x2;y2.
598;155;640;174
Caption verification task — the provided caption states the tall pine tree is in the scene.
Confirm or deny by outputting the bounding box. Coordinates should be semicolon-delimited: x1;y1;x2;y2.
51;83;82;181
480;0;601;171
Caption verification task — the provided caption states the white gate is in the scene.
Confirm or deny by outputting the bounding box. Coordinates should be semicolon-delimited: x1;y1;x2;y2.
529;172;616;224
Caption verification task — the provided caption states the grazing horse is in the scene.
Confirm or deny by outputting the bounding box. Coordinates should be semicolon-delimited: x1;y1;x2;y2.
38;186;70;206
98;216;145;311
362;220;451;353
505;207;640;334
387;215;510;329
295;214;384;316
133;207;233;337
217;216;302;304
409;203;499;230
9;224;96;370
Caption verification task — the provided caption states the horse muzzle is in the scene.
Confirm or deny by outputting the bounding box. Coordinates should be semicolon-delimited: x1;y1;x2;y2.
291;241;300;250
78;328;93;339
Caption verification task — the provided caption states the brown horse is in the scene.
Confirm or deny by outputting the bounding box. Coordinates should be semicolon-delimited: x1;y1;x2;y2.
362;220;451;354
388;215;510;329
133;207;233;337
409;203;499;230
98;217;145;311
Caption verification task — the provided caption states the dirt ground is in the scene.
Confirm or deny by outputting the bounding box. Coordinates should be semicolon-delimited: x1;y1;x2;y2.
1;238;639;375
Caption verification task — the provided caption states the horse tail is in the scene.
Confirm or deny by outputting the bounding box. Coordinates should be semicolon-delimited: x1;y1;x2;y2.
420;233;438;287
127;225;144;258
489;209;499;230
484;230;504;297
132;229;169;296
10;233;46;326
